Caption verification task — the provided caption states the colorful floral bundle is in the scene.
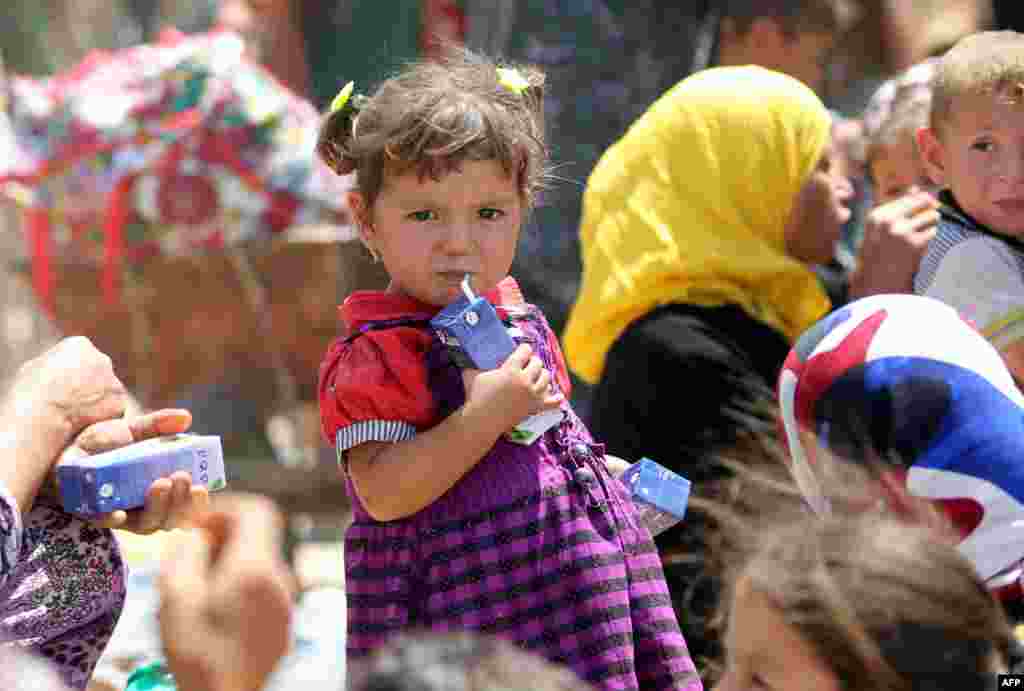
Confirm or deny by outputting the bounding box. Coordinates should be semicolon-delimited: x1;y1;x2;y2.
0;28;354;313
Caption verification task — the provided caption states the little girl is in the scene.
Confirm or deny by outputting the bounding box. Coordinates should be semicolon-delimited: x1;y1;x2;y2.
316;50;700;691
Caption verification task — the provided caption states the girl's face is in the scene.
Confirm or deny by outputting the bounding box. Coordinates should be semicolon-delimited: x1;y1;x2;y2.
716;577;841;691
783;140;855;265
350;159;524;306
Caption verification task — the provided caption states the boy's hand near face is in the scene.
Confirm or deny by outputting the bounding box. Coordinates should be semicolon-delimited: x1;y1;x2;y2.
850;190;940;298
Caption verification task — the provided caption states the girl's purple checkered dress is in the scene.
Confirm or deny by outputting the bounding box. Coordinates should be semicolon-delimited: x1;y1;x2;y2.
319;279;701;691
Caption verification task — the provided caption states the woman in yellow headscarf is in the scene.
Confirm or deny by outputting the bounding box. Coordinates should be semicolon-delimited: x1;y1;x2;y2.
566;65;854;456
563;65;854;661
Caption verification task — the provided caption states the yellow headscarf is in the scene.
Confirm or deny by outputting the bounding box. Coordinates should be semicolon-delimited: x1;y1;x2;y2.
564;66;833;385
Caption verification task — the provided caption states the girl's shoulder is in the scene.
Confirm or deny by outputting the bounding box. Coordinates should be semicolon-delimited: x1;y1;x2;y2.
341;289;438;330
334;288;439;364
319;291;440;439
322;322;433;380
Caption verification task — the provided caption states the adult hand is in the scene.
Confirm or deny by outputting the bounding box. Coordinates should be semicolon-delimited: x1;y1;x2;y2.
1;337;128;515
849;191;940;299
58;409;211;534
159;494;294;691
9;336;128;443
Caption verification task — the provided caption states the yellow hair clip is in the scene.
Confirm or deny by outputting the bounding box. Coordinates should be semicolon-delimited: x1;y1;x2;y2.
330;81;355;114
496;67;529;95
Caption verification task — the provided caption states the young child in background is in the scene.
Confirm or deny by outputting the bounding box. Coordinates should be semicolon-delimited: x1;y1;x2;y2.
866;97;935;205
860;58;936;206
832;58;939;282
714;510;1018;691
315;50;699;691
915;31;1024;384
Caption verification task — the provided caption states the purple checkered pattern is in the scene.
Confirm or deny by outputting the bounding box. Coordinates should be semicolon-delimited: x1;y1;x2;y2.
340;307;700;691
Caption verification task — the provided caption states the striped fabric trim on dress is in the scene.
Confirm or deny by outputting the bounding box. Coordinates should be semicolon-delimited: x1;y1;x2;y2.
335;420;417;457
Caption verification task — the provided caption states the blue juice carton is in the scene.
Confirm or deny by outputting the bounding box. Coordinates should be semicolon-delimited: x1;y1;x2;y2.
619;458;691;536
57;433;226;517
430;274;518;371
431;275;564;445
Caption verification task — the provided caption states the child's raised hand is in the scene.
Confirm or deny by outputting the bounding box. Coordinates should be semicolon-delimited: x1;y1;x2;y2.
462;344;564;431
851;190;940;298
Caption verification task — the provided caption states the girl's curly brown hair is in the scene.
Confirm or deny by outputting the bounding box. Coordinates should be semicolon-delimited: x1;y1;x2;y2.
317;47;549;211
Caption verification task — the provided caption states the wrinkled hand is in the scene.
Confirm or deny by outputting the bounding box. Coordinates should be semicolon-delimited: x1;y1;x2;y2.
60;409;211;534
159;494;294;691
11;336;128;444
850;191;940;299
461;344;564;432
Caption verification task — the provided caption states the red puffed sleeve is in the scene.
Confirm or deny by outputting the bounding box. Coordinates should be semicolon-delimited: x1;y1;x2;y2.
318;326;438;453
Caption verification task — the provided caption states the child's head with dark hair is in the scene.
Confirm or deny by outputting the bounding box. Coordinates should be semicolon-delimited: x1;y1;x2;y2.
316;48;549;306
698;446;1016;691
348;631;593;691
718;511;1013;691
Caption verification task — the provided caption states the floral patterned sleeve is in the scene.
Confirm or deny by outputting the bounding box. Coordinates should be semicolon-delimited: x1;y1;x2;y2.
0;483;127;691
0;484;22;589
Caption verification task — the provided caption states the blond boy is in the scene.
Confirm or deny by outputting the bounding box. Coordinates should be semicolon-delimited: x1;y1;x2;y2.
915;31;1024;384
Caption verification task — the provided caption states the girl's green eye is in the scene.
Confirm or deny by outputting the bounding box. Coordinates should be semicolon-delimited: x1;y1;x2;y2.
409;210;436;222
479;208;503;220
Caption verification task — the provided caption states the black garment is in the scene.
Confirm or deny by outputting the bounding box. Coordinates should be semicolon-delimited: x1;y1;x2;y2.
591;303;789;467
995;0;1024;32
589;302;791;665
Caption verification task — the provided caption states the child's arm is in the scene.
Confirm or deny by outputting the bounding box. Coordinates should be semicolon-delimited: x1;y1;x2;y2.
347;344;563;521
